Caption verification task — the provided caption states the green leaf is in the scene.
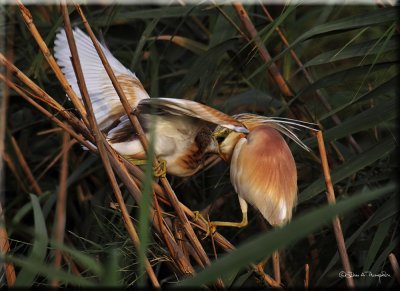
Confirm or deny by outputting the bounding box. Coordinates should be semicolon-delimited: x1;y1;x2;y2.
297;61;398;100
50;240;103;277
320;98;396;142
131;19;159;69
5;255;95;286
248;8;398;80
93;6;210;24
362;235;399;287
11;193;51;226
209;6;238;48
304;37;399;67
176;183;395;287
300;137;396;203
296;7;397;42
15;194;49;286
363;217;393;271
101;248;122;286
137;115;156;287
150;35;207;55
322;74;397;121
172;38;238;99
216;89;282;113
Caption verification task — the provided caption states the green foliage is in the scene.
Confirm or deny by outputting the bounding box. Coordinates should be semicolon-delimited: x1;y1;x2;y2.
2;3;397;288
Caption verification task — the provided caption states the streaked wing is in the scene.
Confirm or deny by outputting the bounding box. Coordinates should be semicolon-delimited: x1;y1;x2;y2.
54;28;150;130
138;98;248;133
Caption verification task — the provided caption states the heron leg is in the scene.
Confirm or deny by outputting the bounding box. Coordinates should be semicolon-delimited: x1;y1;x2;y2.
195;197;248;237
123;155;167;177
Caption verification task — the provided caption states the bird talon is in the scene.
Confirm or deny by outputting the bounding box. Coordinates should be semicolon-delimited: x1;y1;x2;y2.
124;156;167;177
154;159;167;177
193;211;217;239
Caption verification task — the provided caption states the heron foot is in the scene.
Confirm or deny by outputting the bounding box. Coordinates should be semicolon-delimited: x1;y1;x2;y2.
123;156;167;177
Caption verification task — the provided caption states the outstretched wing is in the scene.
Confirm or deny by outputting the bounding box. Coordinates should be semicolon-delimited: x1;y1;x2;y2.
54;28;150;130
138;98;248;133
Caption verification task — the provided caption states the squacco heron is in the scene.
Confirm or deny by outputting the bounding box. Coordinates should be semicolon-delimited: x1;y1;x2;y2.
200;113;317;283
54;28;248;177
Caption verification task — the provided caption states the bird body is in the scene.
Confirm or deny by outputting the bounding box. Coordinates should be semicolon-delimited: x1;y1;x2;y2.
211;113;316;229
230;126;297;226
108;113;219;176
53;28;247;177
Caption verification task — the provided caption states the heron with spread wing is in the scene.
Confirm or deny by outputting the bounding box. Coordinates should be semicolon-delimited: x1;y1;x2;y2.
53;28;248;177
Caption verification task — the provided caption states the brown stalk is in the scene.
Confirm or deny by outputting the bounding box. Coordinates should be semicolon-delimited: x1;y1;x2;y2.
51;132;70;288
73;4;212;269
16;0;88;126
272;250;281;284
59;3;160;287
258;4;362;154
304;263;309;290
316;131;354;289
256;263;282;288
388;253;400;284
232;4;292;99
0;15;17;285
0;203;16;286
10;136;43;195
157;194;186;267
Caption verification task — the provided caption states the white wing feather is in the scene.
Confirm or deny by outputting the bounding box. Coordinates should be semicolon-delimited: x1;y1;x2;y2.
54;28;149;130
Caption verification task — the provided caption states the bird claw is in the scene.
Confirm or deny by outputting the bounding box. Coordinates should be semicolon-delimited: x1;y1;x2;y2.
153;159;167;177
124;156;167;177
193;211;217;239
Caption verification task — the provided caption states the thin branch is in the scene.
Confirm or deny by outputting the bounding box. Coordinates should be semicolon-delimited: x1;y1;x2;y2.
0;203;16;286
256;263;282;288
16;0;88;126
51;132;70;288
10;136;43;195
272;250;281;285
316;131;354;289
304;263;309;290
0;15;17;284
232;4;292;99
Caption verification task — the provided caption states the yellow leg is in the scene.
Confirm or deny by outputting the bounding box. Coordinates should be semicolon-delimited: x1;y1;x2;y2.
194;197;248;237
123;156;167;177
